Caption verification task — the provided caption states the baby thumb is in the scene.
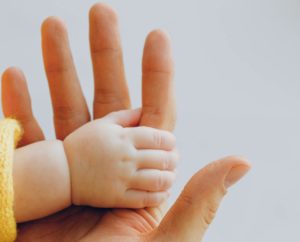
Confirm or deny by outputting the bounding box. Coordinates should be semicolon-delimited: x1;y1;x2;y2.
105;108;142;127
152;156;251;242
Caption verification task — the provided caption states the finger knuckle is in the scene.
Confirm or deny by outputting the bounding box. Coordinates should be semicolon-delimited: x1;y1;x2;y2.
94;88;129;107
202;204;218;227
178;194;219;228
178;193;195;207
171;152;179;167
54;105;78;120
90;3;118;27
94;88;118;105
143;105;164;117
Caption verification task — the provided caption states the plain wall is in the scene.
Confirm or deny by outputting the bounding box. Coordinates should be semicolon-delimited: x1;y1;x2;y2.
1;0;300;241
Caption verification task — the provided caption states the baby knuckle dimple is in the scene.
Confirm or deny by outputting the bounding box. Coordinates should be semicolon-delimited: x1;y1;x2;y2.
129;146;138;160
122;142;137;161
119;128;128;141
167;132;176;146
171;152;179;168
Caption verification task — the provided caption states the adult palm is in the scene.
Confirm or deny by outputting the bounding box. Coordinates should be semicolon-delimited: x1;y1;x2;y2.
2;3;250;242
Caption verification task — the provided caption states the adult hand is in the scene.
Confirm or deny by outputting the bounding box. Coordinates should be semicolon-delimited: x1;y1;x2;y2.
2;3;250;241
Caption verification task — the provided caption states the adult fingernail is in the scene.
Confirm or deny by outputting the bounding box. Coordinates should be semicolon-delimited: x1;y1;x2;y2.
224;163;251;189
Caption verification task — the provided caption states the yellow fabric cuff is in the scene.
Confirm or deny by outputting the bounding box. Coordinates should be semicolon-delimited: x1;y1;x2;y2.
0;119;22;242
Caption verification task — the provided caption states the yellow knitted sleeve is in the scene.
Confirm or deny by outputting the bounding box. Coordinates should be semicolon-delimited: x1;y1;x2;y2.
0;119;22;242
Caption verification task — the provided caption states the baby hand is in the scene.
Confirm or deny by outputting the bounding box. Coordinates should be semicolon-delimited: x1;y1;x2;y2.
63;109;178;208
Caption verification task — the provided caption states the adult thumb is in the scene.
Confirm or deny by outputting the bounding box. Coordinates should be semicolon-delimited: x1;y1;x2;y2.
153;156;251;242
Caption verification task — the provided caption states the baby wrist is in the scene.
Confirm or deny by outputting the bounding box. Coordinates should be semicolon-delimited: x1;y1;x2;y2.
62;135;85;206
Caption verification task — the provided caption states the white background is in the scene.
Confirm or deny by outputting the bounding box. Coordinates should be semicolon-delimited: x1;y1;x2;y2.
1;0;300;241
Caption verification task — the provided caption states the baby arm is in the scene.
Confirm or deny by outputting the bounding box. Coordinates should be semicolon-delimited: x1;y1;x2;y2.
13;140;71;223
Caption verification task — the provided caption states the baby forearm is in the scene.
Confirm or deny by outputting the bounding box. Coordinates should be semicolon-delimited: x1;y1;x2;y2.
13;140;71;222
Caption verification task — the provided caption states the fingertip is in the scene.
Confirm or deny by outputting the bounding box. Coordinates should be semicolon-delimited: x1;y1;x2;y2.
41;16;70;70
145;191;170;207
170;131;176;143
164;171;177;190
1;67;45;146
154;156;251;242
162;191;171;204
2;67;25;87
161;191;170;204
2;66;23;78
89;2;118;22
222;155;251;166
171;152;179;170
172;148;180;162
106;109;142;127
223;156;251;189
41;16;67;35
162;130;176;150
165;151;179;171
89;1;121;53
1;67;30;116
141;29;175;132
201;155;251;190
143;29;173;72
144;29;172;57
145;29;172;48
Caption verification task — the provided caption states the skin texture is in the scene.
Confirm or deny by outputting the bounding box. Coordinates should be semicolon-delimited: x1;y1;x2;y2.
13;109;178;223
1;3;251;242
64;109;178;208
14;140;71;223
